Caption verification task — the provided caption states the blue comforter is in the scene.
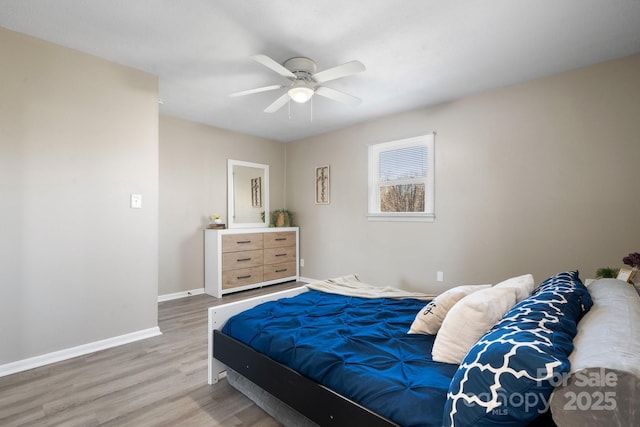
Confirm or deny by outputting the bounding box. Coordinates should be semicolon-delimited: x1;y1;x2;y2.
222;290;458;427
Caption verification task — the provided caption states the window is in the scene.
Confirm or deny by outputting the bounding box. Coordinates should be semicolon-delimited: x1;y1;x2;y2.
368;133;435;221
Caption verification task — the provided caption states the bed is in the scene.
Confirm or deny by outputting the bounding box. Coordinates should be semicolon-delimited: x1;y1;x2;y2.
208;272;596;427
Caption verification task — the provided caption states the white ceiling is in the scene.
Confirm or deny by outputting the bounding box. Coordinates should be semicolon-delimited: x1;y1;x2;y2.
2;0;640;142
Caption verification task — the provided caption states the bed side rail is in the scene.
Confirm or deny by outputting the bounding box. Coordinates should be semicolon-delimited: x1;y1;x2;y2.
214;330;399;427
208;285;308;384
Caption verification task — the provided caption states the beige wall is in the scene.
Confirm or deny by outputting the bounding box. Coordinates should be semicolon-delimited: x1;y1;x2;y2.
286;54;640;293
0;29;159;364
2;22;638;367
159;115;285;295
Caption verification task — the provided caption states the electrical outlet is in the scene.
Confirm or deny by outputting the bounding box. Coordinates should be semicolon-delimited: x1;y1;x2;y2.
300;259;305;267
437;271;444;282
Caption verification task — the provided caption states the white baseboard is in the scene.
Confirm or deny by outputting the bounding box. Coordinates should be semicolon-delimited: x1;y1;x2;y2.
157;287;205;302
299;276;320;284
0;326;162;378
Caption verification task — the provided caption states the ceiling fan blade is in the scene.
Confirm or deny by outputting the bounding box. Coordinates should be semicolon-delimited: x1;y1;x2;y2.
264;93;292;113
315;86;361;106
229;85;284;97
313;60;366;83
252;54;296;79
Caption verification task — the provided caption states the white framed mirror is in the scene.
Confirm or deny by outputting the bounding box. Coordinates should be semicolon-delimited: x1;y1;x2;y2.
228;159;269;229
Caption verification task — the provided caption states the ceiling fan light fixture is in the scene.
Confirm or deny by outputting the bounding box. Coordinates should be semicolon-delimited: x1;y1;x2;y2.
234;54;364;113
288;81;314;103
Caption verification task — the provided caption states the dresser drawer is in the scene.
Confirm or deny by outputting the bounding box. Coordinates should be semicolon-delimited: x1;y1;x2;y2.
205;227;298;298
264;262;296;282
222;249;263;270
264;246;296;265
222;266;263;289
222;233;263;252
264;231;296;249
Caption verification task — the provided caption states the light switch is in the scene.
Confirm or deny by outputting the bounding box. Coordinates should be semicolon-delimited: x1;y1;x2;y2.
131;194;142;209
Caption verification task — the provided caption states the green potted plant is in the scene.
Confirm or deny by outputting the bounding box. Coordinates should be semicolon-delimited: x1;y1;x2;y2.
595;267;618;279
270;209;294;227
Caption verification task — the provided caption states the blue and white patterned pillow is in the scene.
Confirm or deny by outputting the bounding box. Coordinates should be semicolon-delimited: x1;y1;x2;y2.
443;271;593;427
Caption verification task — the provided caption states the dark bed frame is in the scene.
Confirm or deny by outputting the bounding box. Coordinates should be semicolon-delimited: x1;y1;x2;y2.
213;325;557;427
213;329;398;426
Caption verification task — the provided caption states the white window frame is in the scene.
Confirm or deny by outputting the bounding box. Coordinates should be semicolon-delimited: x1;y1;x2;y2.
367;133;435;222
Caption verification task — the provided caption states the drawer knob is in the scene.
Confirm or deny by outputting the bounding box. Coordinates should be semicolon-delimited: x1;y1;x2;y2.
237;257;252;262
275;253;287;257
275;238;287;241
237;275;252;280
275;269;287;273
237;240;252;244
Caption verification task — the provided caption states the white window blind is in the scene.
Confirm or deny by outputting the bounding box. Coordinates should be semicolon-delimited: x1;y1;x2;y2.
368;133;435;221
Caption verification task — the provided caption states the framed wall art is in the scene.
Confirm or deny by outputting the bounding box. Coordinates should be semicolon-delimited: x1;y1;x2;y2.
251;177;262;208
315;165;330;204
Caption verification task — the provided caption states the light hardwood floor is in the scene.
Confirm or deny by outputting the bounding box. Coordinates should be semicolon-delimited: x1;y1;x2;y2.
0;282;304;427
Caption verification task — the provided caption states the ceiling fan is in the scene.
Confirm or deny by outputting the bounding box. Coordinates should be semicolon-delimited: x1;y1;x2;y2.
230;55;366;113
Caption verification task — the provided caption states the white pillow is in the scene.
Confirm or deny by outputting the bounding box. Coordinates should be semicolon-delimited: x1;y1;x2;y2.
494;273;535;302
408;284;491;335
432;287;518;364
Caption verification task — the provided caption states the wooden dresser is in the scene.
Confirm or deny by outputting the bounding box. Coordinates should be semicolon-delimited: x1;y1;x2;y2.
204;227;299;298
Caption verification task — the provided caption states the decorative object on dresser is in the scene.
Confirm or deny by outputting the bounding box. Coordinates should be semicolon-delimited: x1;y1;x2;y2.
208;213;225;229
210;213;223;224
204;227;299;298
269;209;294;227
